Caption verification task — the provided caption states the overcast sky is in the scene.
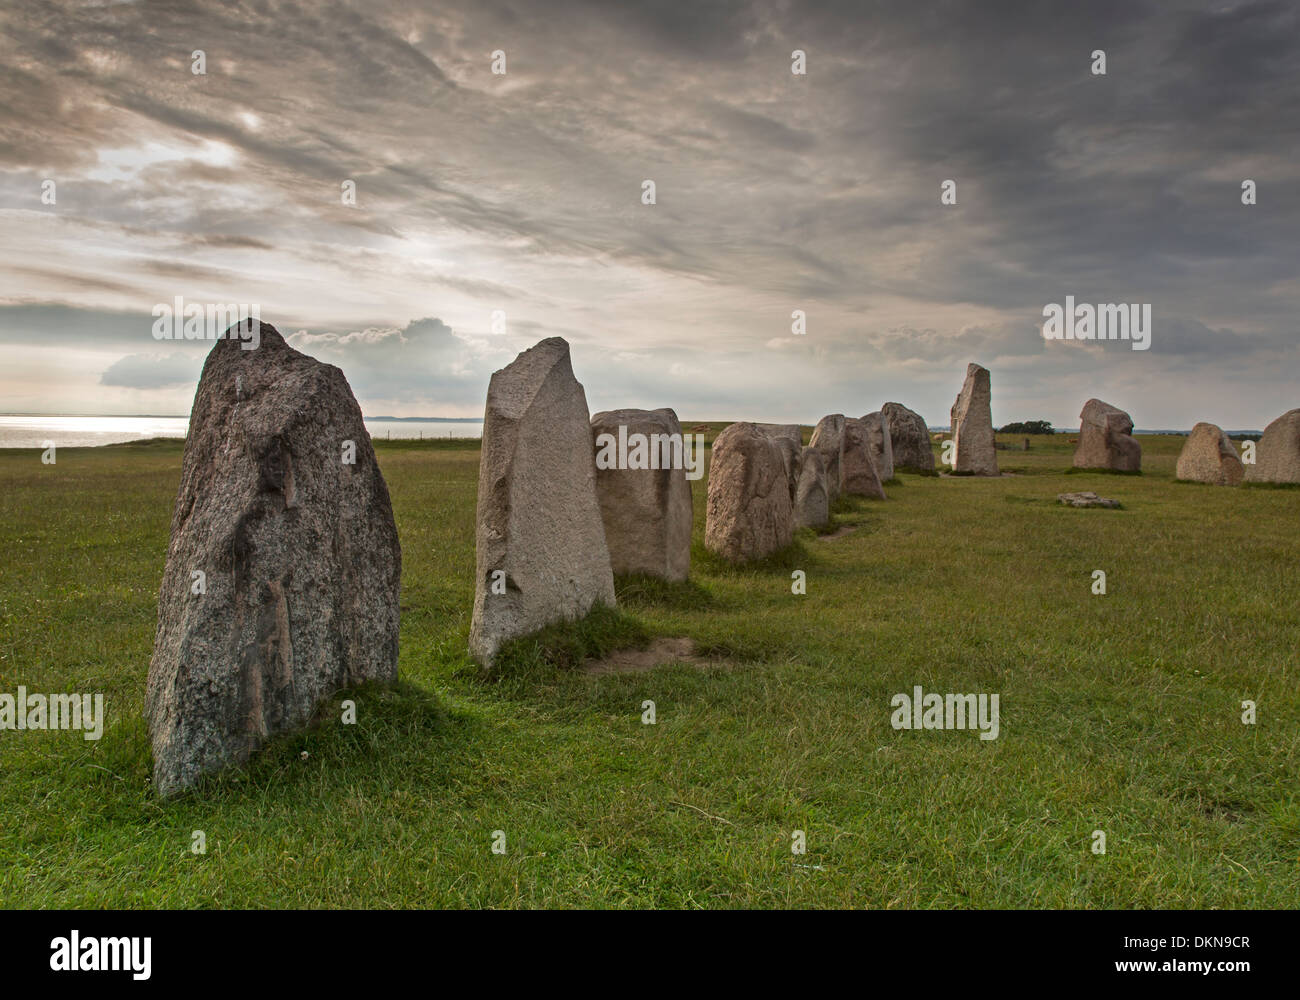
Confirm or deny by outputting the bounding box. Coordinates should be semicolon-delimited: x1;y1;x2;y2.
1;0;1296;428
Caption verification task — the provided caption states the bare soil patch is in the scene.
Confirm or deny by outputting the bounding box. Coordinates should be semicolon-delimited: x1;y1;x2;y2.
583;636;708;675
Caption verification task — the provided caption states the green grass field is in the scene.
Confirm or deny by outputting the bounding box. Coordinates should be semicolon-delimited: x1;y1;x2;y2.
1;432;1296;908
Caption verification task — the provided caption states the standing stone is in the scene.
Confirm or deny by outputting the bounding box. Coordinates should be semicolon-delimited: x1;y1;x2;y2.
1176;422;1244;486
470;338;615;665
808;414;846;502
793;446;829;529
147;321;400;798
841;417;887;499
881;401;935;472
949;363;998;475
1073;398;1141;472
1244;408;1300;484
590;408;693;581
754;423;803;500
859;411;895;481
753;423;801;445
705;422;794;562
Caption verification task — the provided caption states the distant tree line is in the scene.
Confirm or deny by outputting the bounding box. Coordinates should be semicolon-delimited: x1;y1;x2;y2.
998;420;1054;435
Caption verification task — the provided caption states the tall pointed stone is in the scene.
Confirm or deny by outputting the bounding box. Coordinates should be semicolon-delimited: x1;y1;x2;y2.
147;321;400;797
793;446;830;529
860;411;895;481
808;414;846;502
841;417;887;499
949;363;998;476
470;338;615;665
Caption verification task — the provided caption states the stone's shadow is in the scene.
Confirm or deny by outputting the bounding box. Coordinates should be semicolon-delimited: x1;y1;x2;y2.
157;679;477;803
614;573;715;611
582;636;711;676
692;535;812;575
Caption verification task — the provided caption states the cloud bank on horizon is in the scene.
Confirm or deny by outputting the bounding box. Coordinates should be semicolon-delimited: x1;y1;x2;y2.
1;0;1297;429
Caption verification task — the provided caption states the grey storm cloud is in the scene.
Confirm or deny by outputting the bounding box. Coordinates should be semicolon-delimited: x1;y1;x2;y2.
286;317;512;408
100;351;205;389
0;0;1298;427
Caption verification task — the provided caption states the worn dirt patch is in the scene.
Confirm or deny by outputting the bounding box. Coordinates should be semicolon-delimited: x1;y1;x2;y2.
817;525;859;541
583;636;707;675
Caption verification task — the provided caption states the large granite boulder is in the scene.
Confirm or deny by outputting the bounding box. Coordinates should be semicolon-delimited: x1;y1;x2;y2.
841;417;887;499
1073;398;1141;472
793;446;829;529
590;407;693;581
881;401;935;472
147;321;401;798
469;338;615;665
808;414;846;502
1177;422;1244;486
1244;408;1300;484
950;363;998;475
705;422;794;562
753;423;803;500
860;411;895;481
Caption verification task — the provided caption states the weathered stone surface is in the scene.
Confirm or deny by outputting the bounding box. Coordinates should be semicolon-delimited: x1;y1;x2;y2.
1176;422;1244;486
1058;491;1121;509
950;363;998;475
147;322;400;798
754;423;803;500
1073;398;1141;472
590;408;693;581
753;423;801;445
793;446;829;529
841;417;887;499
881;401;934;472
705;422;794;562
1244;408;1300;484
859;411;895;481
808;414;846;502
470;338;615;665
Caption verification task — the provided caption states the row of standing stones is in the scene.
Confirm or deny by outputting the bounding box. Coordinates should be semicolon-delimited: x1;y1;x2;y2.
146;328;1300;796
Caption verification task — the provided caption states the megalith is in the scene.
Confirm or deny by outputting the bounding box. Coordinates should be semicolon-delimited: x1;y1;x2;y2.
1244;408;1300;484
469;338;615;665
949;363;998;475
793;446;830;529
705;422;794;562
1176;422;1244;486
808;414;846;502
1073;398;1141;472
841;417;887;499
590;407;693;581
860;411;895;481
147;321;401;797
881;402;935;472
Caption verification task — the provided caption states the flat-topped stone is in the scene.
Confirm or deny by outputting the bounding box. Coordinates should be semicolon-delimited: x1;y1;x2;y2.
591;407;693;581
1073;398;1141;472
705;421;794;562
